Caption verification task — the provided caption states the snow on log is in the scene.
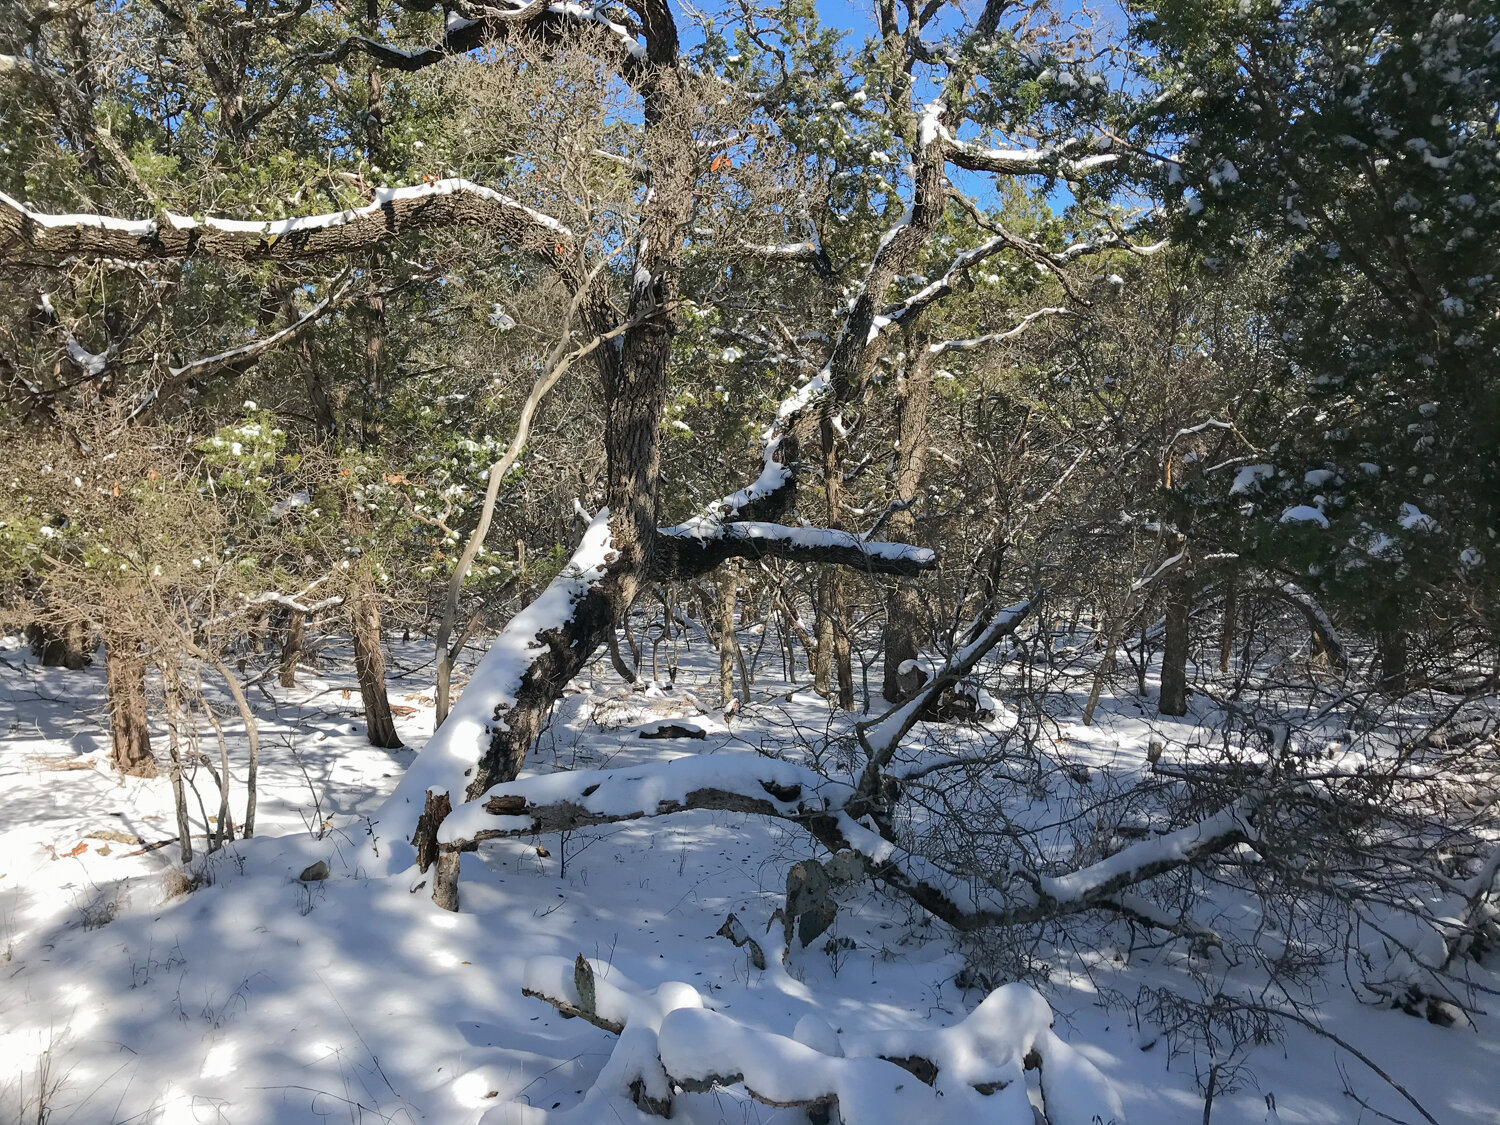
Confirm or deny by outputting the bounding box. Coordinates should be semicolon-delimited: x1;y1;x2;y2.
520;956;703;1119
363;509;617;875
654;520;937;579
440;752;848;844
521;955;1125;1125
0;179;572;262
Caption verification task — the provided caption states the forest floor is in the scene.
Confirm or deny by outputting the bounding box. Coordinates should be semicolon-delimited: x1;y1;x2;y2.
0;623;1497;1125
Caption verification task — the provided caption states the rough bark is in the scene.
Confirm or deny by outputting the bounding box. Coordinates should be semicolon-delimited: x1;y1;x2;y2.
279;611;304;688
350;581;402;749
104;638;157;777
881;344;934;702
1159;564;1193;716
717;562;738;707
1378;629;1409;695
1219;577;1236;674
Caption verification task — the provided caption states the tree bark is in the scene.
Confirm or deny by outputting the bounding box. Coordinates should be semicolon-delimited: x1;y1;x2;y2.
881;343;934;702
1219;578;1236;674
350;580;402;749
1377;629;1409;695
104;638;157;777
285;287;338;438
279;611;304;688
1159;565;1192;716
717;561;738;707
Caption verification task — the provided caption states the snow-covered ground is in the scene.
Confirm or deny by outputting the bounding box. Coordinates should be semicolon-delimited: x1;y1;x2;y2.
1;626;1497;1124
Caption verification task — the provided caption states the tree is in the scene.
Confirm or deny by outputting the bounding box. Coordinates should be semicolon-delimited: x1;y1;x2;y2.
1135;0;1500;680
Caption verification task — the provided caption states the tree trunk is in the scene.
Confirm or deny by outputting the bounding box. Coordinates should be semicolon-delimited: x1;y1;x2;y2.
279;611;304;688
27;621;91;669
880;343;934;702
161;673;193;863
104;638;157;777
285;286;337;438
1377;629;1409;695
814;575;835;699
883;585;925;701
831;573;855;710
351;581;402;749
1219;578;1236;674
1159;567;1192;716
717;561;738;707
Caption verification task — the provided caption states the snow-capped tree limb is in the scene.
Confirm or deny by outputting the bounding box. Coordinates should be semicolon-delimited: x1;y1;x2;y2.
730;236;835;278
0;179;573;262
243;591;345;615
854;598;1035;778
440;736;1255;937
929;307;1077;355
652;522;937;580
308;1;649;82
942;131;1118;180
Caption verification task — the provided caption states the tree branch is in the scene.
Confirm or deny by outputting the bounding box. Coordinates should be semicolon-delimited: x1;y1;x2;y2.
0;178;573;262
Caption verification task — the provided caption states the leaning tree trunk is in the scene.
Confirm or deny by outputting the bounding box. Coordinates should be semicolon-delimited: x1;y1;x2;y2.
104;637;157;777
881;340;934;702
1159;563;1193;716
350;580;402;749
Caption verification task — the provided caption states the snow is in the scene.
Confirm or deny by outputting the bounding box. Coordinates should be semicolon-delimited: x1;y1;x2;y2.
1279;504;1329;528
658;520;935;566
0;189;157;235
3;614;1499;1125
1303;468;1336;487
441;752;846;842
201;179;572;241
1039;801;1253;904
3;181;572;246
64;336;107;375
776;367;830;421
665;438;791;536
917;99;947;148
1398;502;1439;532
1229;463;1274;494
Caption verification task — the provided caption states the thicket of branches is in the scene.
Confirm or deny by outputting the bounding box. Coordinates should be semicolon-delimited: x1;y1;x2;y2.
2;0;1498;1105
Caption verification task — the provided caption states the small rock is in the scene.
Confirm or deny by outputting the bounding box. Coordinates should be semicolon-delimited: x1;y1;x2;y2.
299;860;330;882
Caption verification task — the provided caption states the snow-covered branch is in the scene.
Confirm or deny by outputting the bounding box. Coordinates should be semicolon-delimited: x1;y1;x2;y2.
308;0;649;81
653;520;938;579
943;130;1118;180
929;307;1077;355
0;179;573;262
